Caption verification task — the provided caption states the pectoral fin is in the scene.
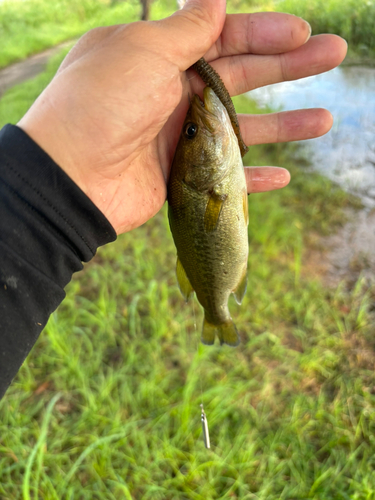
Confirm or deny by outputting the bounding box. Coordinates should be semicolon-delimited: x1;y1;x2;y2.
204;192;228;233
233;265;247;305
176;257;194;302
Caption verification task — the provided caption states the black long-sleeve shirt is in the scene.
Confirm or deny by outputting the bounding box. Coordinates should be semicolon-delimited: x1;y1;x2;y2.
0;124;117;399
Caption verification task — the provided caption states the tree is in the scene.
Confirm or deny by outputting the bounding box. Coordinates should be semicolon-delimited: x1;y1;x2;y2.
140;0;152;21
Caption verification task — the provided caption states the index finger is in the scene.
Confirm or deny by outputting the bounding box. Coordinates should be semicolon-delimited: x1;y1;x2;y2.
206;12;312;60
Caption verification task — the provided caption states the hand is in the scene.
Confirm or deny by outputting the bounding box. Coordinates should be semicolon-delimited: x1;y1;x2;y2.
18;0;347;234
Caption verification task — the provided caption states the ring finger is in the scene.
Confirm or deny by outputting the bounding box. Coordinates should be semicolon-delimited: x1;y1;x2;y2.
240;107;333;146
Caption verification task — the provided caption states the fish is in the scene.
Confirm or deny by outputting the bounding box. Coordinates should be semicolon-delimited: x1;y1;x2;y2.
168;87;249;346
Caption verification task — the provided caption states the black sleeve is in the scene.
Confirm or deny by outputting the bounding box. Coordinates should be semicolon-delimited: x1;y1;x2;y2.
0;124;117;399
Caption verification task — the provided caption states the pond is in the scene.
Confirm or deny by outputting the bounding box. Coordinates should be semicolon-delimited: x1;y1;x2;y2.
250;64;375;284
250;65;375;207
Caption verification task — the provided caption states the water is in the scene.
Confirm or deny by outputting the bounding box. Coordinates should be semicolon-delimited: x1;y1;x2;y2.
250;66;375;206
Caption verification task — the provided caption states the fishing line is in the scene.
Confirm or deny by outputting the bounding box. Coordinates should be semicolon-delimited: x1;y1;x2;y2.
191;298;203;403
191;297;211;449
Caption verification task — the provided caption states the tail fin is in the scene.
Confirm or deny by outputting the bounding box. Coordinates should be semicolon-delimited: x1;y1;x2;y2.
201;316;240;347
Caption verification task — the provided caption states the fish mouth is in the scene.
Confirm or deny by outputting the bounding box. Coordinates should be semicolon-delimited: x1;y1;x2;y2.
190;87;224;132
203;87;223;114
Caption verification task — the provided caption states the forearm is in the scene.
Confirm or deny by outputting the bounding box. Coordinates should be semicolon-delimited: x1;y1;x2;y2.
0;125;116;399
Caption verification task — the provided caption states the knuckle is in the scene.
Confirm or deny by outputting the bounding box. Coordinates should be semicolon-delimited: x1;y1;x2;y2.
179;8;218;47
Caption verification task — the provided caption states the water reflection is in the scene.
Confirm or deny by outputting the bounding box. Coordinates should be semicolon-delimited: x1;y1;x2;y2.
250;66;375;206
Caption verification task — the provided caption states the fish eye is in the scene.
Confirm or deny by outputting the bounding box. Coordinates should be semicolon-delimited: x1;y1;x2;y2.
184;122;198;139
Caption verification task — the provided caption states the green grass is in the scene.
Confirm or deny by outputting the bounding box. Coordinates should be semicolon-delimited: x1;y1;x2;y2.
0;49;71;128
235;0;375;59
0;49;375;499
0;0;177;69
271;0;375;57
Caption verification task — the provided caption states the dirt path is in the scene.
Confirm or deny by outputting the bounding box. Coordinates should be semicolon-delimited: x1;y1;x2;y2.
0;42;72;98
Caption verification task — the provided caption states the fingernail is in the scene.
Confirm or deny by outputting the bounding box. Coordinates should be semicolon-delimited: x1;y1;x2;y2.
303;20;312;44
180;0;196;6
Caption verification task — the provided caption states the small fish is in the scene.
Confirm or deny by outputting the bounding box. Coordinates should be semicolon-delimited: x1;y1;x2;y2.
168;87;249;346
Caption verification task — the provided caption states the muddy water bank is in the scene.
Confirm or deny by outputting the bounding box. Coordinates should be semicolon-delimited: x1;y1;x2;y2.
317;208;375;287
250;65;375;286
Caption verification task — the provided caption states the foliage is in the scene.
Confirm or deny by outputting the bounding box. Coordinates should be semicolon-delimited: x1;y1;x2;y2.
271;0;375;56
1;52;374;499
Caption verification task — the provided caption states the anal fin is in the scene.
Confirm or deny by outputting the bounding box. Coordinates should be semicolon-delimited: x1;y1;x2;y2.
176;256;194;302
233;265;247;305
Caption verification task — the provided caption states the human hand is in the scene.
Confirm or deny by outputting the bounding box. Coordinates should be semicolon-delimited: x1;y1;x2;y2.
18;0;347;234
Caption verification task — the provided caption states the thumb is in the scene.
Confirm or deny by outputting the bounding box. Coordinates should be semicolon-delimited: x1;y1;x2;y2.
157;0;227;70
